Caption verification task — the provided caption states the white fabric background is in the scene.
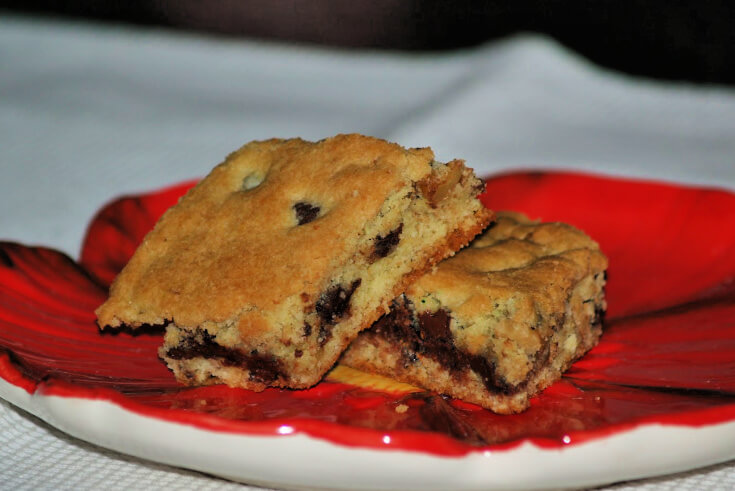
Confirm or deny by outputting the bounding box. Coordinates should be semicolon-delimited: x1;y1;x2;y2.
1;13;734;490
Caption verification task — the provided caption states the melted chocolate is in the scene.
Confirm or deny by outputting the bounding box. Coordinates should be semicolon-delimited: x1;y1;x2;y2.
371;297;514;394
165;329;286;385
467;354;512;395
293;202;320;225
248;351;285;385
372;224;403;261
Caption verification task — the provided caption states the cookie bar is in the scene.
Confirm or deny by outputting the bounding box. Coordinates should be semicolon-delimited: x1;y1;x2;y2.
96;134;493;391
340;212;607;414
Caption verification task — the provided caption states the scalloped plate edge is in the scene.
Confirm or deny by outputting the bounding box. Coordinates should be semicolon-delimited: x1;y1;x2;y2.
2;376;735;491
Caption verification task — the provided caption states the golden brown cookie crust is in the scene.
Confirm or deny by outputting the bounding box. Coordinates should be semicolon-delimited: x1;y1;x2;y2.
96;134;493;391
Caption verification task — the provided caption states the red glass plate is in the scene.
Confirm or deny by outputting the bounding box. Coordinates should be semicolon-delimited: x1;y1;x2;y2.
1;172;734;490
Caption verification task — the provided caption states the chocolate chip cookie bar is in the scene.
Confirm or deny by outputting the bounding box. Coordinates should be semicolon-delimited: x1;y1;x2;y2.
340;212;607;413
96;134;493;391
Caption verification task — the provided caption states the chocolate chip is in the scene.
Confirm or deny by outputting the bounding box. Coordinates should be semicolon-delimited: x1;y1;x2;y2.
315;279;362;325
418;309;452;340
303;323;312;337
294;202;320;225
374;297;416;335
371;224;403;261
295;349;303;358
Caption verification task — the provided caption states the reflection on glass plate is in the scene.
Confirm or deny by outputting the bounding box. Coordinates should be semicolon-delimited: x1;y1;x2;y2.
1;172;734;490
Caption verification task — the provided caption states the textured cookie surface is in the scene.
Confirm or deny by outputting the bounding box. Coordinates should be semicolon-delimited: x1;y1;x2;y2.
341;212;608;413
96;134;493;390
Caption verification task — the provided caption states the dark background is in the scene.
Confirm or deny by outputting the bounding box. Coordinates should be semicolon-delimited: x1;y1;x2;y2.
3;0;735;85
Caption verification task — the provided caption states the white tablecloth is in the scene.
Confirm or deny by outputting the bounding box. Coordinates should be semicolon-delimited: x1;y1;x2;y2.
1;13;734;490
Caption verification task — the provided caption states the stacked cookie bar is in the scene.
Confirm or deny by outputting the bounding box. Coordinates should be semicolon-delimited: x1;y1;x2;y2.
96;134;493;391
341;212;607;413
96;134;607;413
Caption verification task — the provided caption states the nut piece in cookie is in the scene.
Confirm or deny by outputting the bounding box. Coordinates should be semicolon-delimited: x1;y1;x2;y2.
95;134;493;391
341;212;608;414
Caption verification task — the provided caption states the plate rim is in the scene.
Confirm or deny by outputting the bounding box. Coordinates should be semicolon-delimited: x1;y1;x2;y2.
3;374;735;491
